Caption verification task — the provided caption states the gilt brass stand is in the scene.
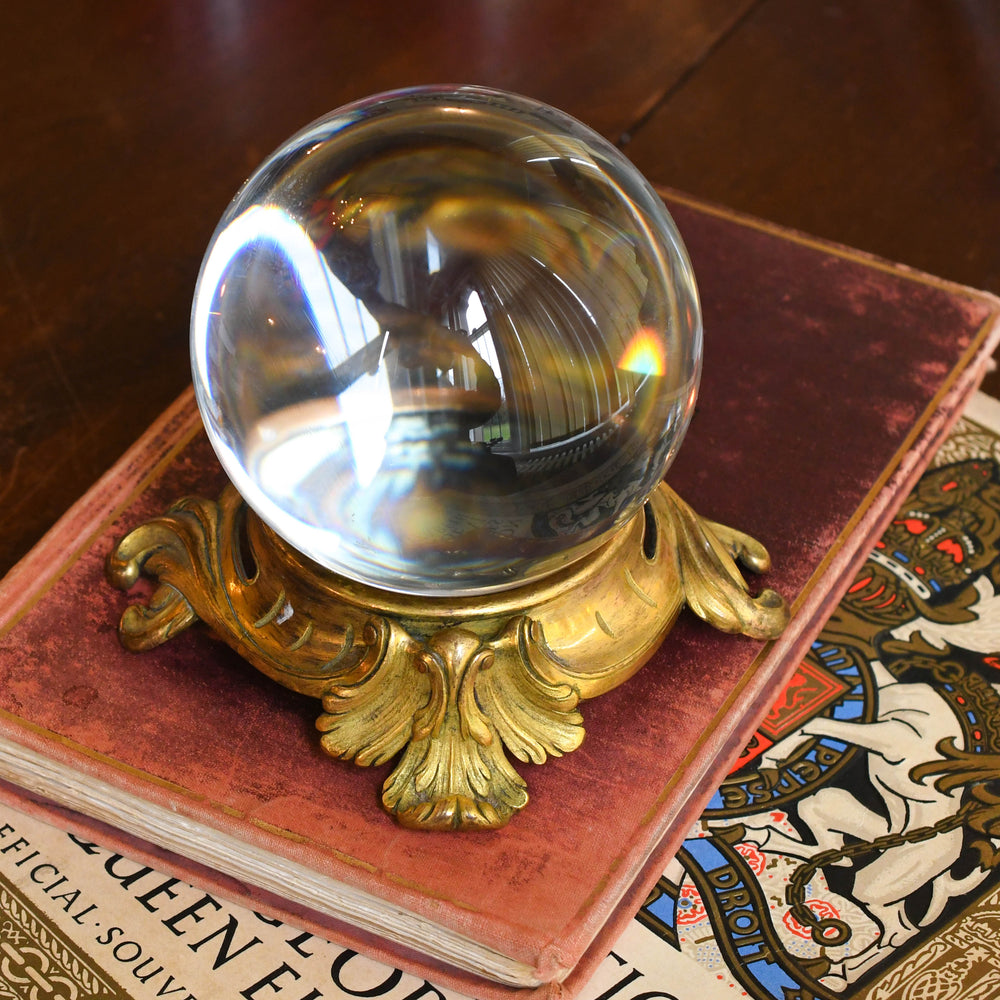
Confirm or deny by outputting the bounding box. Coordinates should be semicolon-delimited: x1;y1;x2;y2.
107;480;788;831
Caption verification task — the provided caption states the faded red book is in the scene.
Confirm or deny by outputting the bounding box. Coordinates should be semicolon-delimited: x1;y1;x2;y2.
0;194;997;1000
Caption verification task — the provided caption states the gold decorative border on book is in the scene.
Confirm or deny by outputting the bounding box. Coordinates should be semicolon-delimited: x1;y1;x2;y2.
0;880;125;1000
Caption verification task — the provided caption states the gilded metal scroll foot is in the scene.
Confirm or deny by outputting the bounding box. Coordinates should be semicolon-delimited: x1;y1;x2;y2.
660;484;790;640
106;482;788;830
315;617;582;829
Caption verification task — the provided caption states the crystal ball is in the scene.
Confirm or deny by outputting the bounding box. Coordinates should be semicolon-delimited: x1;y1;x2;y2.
191;86;702;596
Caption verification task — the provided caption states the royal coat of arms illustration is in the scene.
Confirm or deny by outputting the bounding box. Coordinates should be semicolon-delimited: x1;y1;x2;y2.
640;410;1000;1000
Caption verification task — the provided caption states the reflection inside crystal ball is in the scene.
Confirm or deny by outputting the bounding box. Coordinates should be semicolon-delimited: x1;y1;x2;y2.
191;86;702;596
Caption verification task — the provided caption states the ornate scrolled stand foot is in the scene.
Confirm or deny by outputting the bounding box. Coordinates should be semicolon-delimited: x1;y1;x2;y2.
106;481;789;830
659;484;790;639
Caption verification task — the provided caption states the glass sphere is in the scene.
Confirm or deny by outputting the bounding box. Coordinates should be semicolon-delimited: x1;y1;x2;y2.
191;86;702;596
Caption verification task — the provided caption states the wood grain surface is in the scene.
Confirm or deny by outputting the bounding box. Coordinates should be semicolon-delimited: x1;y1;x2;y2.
1;0;998;576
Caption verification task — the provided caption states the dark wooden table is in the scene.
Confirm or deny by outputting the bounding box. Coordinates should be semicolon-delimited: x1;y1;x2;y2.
2;0;998;576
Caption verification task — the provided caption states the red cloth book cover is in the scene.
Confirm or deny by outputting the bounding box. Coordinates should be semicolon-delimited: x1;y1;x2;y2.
0;194;997;999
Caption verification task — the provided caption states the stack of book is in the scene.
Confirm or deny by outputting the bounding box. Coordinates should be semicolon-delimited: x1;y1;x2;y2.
0;193;996;999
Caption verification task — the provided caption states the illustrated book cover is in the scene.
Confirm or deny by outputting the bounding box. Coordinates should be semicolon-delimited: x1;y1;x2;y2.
0;193;998;1000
